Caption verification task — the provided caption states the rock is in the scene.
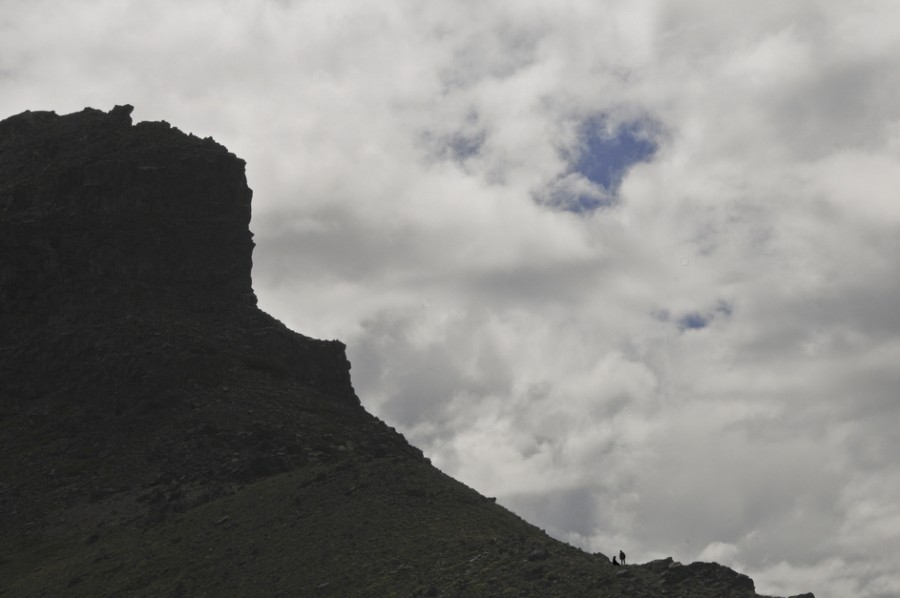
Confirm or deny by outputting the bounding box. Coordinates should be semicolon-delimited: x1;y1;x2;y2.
108;104;134;124
644;557;675;571
666;561;756;594
88;488;116;502
242;455;288;480
67;575;84;587
405;487;428;498
0;105;356;400
527;547;549;561
0;106;252;312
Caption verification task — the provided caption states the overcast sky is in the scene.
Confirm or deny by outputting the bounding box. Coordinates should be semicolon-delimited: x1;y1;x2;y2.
4;1;900;596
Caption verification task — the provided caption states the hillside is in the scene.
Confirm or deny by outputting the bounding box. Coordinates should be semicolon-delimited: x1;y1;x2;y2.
0;105;813;598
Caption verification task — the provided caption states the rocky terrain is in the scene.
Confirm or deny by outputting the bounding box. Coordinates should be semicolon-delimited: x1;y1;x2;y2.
0;105;814;597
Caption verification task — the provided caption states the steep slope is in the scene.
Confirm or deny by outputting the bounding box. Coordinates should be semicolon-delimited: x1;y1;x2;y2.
0;105;813;598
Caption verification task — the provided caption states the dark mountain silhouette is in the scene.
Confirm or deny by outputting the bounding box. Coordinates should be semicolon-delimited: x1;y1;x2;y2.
0;105;814;597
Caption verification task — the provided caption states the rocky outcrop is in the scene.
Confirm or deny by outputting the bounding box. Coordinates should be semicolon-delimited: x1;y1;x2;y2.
0;105;253;312
0;105;353;399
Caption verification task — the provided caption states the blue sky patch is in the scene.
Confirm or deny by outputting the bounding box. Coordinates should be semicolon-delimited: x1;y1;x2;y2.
574;118;657;191
673;301;733;332
547;116;659;214
678;312;711;331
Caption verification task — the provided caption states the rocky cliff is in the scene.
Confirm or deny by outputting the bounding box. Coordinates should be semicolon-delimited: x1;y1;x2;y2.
0;106;813;598
0;105;353;404
0;105;252;312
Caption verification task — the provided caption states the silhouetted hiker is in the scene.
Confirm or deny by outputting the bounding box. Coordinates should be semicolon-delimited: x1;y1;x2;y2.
612;556;619;566
619;550;626;565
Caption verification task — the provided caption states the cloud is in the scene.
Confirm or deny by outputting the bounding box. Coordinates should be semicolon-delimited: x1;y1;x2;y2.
4;1;900;596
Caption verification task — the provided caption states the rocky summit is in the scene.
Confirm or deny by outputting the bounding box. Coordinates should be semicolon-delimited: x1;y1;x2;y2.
0;105;814;598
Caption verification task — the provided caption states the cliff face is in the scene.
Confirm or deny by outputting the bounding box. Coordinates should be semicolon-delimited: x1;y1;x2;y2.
0;105;253;313
0;106;811;598
0;106;352;402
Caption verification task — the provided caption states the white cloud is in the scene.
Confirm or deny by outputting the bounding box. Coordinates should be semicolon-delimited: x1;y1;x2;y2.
4;1;900;596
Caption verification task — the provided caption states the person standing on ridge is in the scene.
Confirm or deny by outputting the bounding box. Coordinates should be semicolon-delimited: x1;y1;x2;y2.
619;550;626;565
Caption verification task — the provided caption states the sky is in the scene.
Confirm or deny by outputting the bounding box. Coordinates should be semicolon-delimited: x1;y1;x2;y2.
3;1;900;596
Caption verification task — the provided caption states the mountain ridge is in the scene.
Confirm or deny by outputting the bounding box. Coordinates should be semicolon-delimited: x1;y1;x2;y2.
0;105;813;598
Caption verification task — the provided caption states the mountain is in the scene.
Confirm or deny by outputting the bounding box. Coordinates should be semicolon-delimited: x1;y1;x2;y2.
0;105;813;598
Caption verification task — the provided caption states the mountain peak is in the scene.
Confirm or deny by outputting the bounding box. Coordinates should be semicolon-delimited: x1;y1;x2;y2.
0;105;812;598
